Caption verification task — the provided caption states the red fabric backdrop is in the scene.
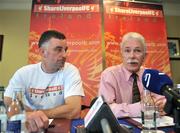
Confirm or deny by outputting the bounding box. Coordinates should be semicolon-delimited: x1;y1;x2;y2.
104;2;171;75
29;1;171;117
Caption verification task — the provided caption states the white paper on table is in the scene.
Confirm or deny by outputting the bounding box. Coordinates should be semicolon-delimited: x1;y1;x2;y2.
49;119;54;125
132;116;174;127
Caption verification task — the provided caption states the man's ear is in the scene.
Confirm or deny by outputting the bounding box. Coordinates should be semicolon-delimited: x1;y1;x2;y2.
120;48;123;58
144;52;147;57
44;51;48;57
39;48;47;57
143;52;147;61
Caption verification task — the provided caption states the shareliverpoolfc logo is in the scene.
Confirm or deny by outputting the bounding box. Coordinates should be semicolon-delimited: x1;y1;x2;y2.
144;73;151;88
37;0;61;4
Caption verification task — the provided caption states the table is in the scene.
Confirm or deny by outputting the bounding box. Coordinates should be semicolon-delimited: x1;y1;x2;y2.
71;118;175;133
46;119;71;133
46;118;175;133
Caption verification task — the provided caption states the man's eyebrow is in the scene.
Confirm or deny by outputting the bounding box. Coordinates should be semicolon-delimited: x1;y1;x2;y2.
134;47;142;49
54;46;68;51
55;46;64;49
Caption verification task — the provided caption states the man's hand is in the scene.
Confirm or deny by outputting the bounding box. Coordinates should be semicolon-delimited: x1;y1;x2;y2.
153;97;166;116
26;110;49;132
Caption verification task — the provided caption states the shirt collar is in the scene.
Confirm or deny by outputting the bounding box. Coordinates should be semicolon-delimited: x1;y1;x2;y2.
121;65;142;81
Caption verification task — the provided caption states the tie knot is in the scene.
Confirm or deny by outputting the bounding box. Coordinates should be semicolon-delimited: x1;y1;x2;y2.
131;73;138;80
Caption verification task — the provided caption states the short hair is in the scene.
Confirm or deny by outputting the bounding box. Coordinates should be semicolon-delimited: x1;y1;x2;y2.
120;32;146;53
38;30;66;48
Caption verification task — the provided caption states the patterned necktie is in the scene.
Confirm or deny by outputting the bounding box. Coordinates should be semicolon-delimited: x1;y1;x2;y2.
132;73;141;103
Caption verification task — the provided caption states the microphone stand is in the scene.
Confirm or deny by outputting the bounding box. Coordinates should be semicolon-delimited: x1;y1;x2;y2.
174;107;180;133
164;88;180;133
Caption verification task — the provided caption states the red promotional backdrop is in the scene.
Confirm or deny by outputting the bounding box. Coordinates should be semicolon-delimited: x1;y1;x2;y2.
104;2;171;75
29;1;171;116
29;0;102;109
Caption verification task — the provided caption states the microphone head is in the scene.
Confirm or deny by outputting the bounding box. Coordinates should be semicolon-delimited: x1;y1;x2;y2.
142;69;173;94
90;97;98;107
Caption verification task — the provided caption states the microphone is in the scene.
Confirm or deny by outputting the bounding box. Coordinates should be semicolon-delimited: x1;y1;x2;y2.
81;97;98;110
142;69;173;94
84;96;131;133
142;69;180;111
100;118;112;133
142;69;180;133
90;97;98;107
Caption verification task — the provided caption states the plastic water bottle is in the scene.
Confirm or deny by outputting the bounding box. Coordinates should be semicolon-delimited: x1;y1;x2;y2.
6;89;27;133
141;89;157;133
0;90;7;133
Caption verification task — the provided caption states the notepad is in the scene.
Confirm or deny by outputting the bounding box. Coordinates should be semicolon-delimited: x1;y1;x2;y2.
132;116;174;127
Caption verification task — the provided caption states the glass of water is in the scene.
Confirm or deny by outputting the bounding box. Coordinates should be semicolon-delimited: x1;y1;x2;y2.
141;89;159;133
141;105;158;133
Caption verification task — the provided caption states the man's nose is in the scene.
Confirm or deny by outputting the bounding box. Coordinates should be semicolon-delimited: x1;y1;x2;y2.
61;52;67;58
129;51;135;57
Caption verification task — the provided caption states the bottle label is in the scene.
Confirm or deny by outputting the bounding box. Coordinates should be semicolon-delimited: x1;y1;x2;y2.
7;120;21;133
0;114;7;132
10;114;26;122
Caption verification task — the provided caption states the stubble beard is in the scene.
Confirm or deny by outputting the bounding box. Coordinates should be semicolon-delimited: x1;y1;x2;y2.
58;57;66;69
